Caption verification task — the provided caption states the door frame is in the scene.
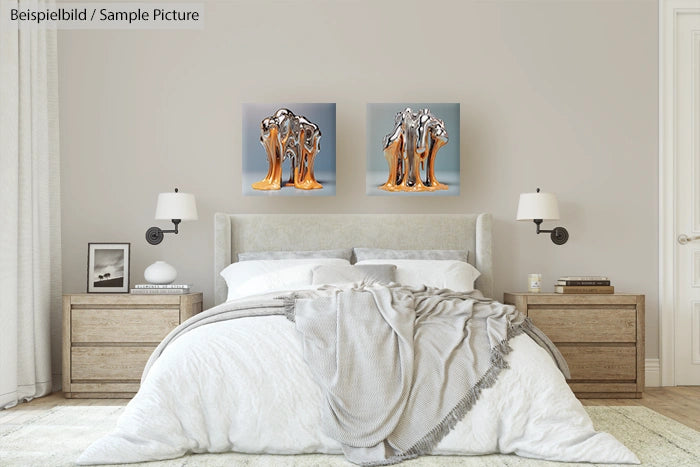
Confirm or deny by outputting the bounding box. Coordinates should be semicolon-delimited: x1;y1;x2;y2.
659;0;700;386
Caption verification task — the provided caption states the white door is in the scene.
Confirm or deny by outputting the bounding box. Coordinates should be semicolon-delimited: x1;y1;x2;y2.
673;6;700;385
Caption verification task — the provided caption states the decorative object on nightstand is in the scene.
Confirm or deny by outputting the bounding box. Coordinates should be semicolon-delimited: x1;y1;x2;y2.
555;275;614;294
86;243;130;293
504;292;644;398
131;284;191;294
516;188;569;245
143;260;177;284
62;292;203;398
145;187;198;245
527;273;542;293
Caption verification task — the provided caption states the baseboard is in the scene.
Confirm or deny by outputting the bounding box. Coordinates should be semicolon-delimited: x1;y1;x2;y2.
645;358;661;387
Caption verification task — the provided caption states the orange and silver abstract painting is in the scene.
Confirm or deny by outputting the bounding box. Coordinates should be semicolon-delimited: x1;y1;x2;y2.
243;103;336;196
367;103;460;196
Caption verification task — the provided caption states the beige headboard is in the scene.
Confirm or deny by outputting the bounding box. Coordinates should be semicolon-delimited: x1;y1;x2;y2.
213;213;493;305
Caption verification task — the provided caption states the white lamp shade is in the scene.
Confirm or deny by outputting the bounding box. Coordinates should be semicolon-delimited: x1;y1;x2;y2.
154;192;198;220
516;191;560;221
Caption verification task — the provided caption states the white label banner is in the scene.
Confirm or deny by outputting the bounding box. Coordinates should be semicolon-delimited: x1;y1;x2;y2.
1;2;204;29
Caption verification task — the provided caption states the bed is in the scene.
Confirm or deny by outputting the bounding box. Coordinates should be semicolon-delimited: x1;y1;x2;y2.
77;213;639;465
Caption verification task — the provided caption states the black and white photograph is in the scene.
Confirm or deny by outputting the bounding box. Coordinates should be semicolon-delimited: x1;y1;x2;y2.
86;243;130;293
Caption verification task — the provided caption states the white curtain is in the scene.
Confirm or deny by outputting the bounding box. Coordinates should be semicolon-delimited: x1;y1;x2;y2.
0;0;61;409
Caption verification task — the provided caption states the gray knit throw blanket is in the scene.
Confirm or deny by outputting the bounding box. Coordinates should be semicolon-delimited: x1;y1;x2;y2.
289;283;569;466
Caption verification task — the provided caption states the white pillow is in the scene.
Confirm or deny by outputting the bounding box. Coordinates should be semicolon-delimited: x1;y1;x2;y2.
355;259;481;292
220;258;350;302
312;264;396;286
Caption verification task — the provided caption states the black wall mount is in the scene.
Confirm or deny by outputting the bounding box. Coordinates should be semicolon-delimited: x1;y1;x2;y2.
145;219;181;245
533;219;569;245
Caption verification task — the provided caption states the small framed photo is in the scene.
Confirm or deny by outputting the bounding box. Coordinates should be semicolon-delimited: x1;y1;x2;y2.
87;243;130;293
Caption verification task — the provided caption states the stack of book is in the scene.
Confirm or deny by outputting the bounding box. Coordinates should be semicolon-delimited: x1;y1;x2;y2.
131;284;191;294
554;276;613;294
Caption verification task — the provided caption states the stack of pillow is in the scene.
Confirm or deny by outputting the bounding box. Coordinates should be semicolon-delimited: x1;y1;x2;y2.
220;248;480;303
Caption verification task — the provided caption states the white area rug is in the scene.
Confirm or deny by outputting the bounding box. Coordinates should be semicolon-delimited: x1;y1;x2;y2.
0;406;698;466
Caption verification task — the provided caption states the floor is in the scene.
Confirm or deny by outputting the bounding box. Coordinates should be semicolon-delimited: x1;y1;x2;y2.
580;387;700;431
2;387;700;432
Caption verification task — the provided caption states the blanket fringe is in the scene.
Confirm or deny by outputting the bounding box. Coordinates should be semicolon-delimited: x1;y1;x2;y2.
279;296;297;323
404;323;526;457
359;323;528;467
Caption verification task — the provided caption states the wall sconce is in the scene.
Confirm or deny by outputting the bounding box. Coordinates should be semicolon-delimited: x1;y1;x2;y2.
145;188;198;245
516;188;569;245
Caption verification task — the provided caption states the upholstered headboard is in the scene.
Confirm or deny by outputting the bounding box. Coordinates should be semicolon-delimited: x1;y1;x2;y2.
213;213;493;305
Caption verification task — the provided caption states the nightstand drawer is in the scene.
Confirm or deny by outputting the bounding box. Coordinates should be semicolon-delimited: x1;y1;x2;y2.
528;308;636;343
64;292;203;398
504;292;644;398
71;308;180;343
71;346;154;380
558;345;637;381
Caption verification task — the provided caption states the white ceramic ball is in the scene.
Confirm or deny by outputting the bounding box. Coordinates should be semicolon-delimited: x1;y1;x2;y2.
144;261;177;285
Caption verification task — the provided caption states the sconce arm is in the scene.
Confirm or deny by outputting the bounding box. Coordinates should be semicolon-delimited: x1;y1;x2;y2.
145;219;182;245
532;219;569;245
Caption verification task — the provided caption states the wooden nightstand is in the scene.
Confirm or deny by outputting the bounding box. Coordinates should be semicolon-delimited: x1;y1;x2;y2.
503;292;644;399
62;293;203;398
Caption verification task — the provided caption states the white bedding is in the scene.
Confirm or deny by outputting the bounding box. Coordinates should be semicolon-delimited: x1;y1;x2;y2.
77;298;639;465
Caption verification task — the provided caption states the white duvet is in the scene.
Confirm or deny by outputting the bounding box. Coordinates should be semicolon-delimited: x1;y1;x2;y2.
77;300;640;465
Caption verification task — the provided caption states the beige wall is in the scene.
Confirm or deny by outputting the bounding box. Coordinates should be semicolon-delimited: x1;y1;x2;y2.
58;0;659;362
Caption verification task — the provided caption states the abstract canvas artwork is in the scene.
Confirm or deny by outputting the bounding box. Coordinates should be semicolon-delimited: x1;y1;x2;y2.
367;103;460;196
242;103;336;196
